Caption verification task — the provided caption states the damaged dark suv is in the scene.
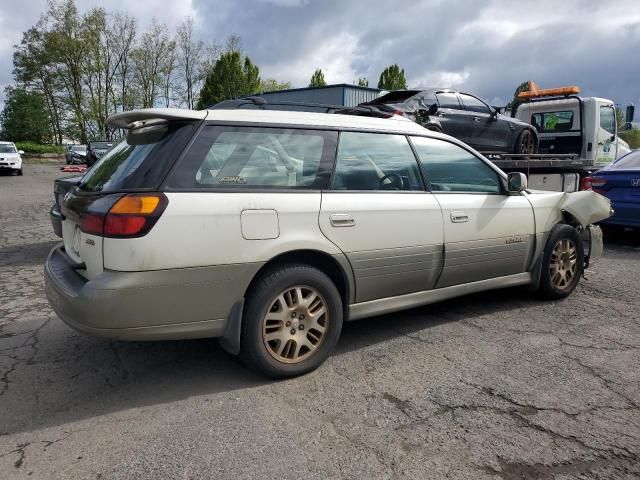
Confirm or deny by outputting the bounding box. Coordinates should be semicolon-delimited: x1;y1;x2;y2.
362;88;538;154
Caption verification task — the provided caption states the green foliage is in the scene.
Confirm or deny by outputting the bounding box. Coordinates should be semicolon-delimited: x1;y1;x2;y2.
615;108;626;132
377;64;407;90
356;77;369;87
508;81;531;109
260;79;291;92
619;128;640;149
197;51;261;108
309;69;327;87
14;141;64;154
0;87;52;143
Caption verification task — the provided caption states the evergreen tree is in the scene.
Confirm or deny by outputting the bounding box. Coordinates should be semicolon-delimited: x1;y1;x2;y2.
309;68;327;87
377;64;407;90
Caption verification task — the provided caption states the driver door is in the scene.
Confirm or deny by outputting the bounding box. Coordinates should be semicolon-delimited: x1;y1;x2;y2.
319;131;444;303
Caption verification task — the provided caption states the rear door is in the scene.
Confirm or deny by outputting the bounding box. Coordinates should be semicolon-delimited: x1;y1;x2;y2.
410;136;535;287
435;92;474;145
319;131;444;303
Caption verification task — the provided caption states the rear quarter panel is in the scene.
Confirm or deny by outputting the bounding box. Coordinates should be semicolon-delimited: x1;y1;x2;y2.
102;192;341;271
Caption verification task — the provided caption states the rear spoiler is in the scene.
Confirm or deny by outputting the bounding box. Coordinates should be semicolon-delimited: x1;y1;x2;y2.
107;108;208;129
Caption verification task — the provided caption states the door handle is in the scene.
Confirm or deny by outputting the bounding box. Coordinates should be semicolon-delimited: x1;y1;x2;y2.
437;112;446;117
450;211;469;223
330;214;355;227
473;116;481;122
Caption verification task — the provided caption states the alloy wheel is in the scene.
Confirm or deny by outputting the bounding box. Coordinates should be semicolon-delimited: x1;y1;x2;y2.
262;286;329;364
549;239;578;290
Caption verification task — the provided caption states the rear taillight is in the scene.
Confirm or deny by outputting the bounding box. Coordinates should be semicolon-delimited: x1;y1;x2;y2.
79;193;168;238
581;176;607;193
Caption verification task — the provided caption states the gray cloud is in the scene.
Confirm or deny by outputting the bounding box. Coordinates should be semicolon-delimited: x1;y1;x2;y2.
1;0;639;112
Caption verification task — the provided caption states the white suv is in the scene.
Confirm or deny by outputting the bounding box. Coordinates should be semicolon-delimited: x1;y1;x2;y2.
45;108;611;378
0;141;24;175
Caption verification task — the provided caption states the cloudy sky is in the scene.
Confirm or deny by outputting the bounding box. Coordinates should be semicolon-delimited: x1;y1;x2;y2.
1;0;639;109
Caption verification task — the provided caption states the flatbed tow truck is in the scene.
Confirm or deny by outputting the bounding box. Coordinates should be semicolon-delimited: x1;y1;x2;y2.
491;81;632;192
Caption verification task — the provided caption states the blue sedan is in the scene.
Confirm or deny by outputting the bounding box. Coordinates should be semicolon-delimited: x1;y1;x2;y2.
587;150;640;229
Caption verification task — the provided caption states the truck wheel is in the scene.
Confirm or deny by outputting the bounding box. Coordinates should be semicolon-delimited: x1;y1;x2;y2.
538;224;584;299
239;263;343;378
515;129;537;154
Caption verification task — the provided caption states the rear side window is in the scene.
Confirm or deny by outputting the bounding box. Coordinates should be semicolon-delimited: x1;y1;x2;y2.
167;126;337;189
531;111;574;132
411;136;502;193
79;123;194;193
436;92;461;110
332;132;424;191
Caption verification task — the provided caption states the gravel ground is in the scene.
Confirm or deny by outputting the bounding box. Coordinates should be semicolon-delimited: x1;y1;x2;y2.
1;164;639;480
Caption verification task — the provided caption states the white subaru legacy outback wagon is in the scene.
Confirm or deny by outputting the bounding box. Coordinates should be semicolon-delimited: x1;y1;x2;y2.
45;108;611;378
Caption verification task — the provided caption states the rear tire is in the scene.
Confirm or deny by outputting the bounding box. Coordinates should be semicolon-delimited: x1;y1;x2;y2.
515;129;537;154
239;263;343;378
538;224;584;299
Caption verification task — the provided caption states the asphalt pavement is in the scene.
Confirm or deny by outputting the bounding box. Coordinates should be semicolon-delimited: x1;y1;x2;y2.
1;164;639;479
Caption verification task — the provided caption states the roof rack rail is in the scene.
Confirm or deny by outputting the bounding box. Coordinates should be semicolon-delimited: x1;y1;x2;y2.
207;97;395;118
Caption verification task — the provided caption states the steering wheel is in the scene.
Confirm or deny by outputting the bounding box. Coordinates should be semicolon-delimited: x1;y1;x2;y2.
379;173;404;190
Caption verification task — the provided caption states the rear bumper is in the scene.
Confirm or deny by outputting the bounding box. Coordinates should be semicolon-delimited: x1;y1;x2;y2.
598;203;640;228
581;225;604;268
44;246;261;341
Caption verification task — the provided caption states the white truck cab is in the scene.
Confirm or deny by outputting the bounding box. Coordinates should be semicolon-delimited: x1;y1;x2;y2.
514;96;630;166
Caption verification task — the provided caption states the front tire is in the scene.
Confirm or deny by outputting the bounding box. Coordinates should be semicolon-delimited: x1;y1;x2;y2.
239;263;343;378
538;225;584;299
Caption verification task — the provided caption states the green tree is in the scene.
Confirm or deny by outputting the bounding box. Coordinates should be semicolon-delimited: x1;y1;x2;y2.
309;69;326;87
0;87;52;143
507;80;531;109
619;128;640;149
377;64;407;90
196;51;261;108
260;78;291;92
356;77;369;87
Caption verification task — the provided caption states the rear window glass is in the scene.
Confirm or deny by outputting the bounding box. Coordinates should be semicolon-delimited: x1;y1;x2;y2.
78;123;194;193
531;111;574;132
612;151;640;170
167;126;337;189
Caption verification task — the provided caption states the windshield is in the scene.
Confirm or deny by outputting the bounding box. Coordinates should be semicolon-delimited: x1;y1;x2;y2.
611;150;640;170
0;144;17;153
72;146;86;153
78;122;194;193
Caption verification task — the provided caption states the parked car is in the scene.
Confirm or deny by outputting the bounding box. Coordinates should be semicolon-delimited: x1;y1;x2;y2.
45;108;610;378
0;141;24;175
361;88;538;154
86;141;113;167
49;175;82;237
584;150;640;229
66;145;87;164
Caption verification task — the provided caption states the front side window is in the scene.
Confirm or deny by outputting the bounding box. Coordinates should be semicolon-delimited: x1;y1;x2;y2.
411;136;502;193
600;106;616;134
168;126;336;189
459;94;491;114
332;132;424;191
436;92;461;110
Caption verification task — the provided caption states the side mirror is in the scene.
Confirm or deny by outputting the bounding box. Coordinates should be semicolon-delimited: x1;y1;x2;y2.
610;134;616;142
490;109;498;120
18;150;25;155
507;172;527;193
428;103;438;116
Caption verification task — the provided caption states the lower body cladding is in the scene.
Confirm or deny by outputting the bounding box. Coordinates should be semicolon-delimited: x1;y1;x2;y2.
44;225;604;342
44;246;263;341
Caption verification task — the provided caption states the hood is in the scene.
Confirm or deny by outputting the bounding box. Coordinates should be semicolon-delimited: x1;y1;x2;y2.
0;152;20;158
